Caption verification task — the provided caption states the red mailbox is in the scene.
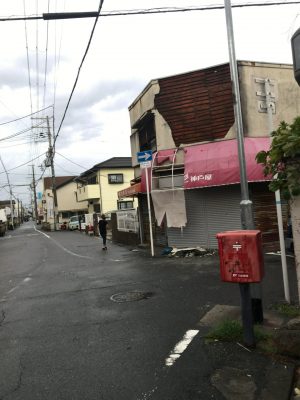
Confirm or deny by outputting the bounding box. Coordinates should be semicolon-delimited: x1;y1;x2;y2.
216;230;264;283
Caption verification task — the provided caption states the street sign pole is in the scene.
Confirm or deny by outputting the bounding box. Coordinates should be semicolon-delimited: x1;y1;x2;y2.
145;166;154;257
137;150;154;257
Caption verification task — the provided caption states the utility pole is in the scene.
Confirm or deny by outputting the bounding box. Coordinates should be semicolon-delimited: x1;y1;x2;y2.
31;165;39;223
46;116;59;230
224;0;263;348
32;115;59;230
0;154;14;229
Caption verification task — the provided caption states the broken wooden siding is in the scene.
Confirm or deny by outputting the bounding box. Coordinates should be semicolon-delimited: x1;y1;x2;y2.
251;182;288;252
154;63;234;146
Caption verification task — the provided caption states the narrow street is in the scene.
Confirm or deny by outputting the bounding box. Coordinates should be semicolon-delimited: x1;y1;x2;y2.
0;222;298;400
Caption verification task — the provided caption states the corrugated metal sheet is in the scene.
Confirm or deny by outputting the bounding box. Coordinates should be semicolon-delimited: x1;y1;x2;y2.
154;64;234;146
167;186;241;249
205;186;242;247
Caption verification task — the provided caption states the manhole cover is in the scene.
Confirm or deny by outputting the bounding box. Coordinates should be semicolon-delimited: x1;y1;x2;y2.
110;291;154;303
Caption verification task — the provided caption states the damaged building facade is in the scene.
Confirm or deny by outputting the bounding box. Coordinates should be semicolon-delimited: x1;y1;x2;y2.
120;61;300;251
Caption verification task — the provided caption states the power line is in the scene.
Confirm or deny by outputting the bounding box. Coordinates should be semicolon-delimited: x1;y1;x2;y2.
53;0;105;146
43;0;50;110
55;151;89;169
0;121;45;142
0;2;300;22
0;105;53;126
23;0;33;116
54;161;81;175
0;152;47;174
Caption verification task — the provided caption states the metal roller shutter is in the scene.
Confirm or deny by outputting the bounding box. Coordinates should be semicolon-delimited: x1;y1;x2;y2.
205;186;242;247
167;185;241;249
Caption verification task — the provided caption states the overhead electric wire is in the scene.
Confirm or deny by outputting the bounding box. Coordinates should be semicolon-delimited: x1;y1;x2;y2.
0;2;300;22
0;105;53;126
55;161;82;175
0;122;44;142
0;152;47;175
53;0;105;146
52;0;65;138
56;151;89;169
23;0;33;116
35;0;40;116
43;0;50;110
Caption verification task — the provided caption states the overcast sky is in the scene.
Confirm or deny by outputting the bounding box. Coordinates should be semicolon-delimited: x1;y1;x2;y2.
0;0;299;205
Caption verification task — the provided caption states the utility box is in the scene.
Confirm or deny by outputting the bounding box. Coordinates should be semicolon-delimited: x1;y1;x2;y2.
216;230;264;283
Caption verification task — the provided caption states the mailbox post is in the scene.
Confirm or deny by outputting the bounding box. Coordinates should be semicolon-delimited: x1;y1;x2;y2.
216;230;264;347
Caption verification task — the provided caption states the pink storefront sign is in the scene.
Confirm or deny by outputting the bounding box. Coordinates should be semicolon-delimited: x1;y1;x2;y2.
184;137;271;189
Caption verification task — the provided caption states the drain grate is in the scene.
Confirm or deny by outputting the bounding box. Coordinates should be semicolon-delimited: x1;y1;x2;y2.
110;291;154;303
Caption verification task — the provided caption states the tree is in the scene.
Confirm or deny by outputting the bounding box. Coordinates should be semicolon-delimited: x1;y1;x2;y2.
256;116;300;303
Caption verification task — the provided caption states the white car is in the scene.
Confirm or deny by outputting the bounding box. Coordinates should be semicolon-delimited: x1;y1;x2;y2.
68;216;85;231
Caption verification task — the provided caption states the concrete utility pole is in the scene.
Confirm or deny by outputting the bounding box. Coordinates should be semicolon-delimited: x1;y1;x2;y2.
31;165;39;223
32;115;59;230
46;116;59;229
0;154;14;229
224;0;263;337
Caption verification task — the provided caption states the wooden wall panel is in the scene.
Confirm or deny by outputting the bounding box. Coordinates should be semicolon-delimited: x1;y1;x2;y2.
251;182;289;252
155;63;234;146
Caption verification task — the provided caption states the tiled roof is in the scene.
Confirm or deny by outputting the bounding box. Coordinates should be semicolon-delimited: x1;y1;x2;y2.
43;176;75;190
77;157;132;179
94;157;132;169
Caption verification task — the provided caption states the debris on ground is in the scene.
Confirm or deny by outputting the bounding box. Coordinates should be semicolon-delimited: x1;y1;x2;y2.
162;246;217;257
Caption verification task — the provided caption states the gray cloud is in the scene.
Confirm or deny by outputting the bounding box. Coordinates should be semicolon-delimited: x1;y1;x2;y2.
52;78;145;148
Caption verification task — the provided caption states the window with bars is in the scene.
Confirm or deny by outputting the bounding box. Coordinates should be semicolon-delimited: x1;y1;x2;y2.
108;174;124;184
117;201;133;210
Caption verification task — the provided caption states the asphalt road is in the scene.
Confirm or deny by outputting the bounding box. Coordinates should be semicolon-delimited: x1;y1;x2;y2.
0;222;298;400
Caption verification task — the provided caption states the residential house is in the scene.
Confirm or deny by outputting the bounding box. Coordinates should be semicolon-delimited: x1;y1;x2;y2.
74;157;137;215
42;176;88;229
122;60;300;251
56;177;88;222
0;199;19;228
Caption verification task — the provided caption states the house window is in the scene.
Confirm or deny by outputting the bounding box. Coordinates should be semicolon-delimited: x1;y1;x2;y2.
61;212;71;219
94;204;100;213
118;201;133;210
138;115;156;152
87;175;97;184
108;174;123;184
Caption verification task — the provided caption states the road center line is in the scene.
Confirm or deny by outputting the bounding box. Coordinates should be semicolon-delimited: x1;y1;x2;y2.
34;226;50;238
7;276;32;294
165;329;199;367
34;227;92;259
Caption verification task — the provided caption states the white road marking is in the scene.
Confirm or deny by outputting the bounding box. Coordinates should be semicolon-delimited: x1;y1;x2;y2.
7;286;18;294
138;386;158;400
34;227;92;259
7;276;32;294
34;227;50;238
266;252;294;258
165;329;199;367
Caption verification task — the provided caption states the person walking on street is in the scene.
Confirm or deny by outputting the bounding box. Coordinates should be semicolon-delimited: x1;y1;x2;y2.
98;214;108;250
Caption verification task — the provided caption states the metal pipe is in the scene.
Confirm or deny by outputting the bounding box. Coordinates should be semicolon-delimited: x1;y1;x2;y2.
224;0;263;323
264;78;290;303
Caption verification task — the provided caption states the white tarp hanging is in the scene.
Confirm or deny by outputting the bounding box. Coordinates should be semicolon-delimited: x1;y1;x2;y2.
151;189;187;228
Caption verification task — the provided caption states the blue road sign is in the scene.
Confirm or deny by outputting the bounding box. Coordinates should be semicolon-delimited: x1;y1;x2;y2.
137;150;152;163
